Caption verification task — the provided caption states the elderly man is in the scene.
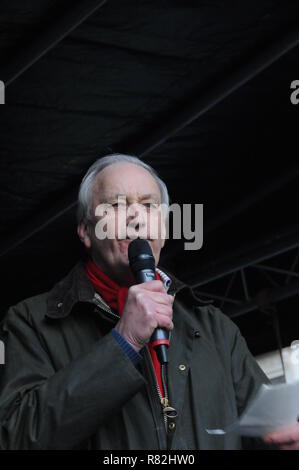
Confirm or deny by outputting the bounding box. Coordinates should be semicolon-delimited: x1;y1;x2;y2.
0;154;298;450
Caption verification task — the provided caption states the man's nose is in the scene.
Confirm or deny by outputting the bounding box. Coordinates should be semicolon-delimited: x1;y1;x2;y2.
126;203;145;223
126;204;147;233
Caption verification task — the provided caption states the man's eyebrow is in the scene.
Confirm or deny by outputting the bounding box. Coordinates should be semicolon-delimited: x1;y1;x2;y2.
100;193;160;202
140;194;160;201
101;194;125;201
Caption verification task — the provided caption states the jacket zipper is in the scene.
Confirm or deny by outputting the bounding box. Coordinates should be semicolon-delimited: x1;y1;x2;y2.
93;293;120;320
145;346;178;433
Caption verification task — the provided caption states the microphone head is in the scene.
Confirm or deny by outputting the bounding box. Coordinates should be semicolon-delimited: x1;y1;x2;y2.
128;239;155;274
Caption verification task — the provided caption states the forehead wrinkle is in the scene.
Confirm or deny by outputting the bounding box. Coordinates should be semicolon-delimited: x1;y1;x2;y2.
92;163;161;208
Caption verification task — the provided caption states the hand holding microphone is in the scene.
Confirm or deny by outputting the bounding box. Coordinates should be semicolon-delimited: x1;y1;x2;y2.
114;239;173;363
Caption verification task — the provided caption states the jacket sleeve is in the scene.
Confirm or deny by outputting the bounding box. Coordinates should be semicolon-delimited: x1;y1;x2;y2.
0;305;146;450
228;315;272;449
229;324;270;414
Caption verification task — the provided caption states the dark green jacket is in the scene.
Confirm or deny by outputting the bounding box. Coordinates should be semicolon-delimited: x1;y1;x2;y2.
0;262;268;450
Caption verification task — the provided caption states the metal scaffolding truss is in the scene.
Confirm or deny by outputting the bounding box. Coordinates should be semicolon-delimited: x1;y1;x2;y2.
188;226;299;319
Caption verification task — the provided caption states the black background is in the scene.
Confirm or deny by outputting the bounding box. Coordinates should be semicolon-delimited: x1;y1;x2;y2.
1;0;299;357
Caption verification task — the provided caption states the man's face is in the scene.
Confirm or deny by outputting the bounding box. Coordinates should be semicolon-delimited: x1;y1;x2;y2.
78;162;166;286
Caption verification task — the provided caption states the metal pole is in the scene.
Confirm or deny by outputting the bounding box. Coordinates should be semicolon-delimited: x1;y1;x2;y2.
205;163;299;235
186;226;299;287
255;264;299;278
228;280;299;318
135;23;299;157
3;0;108;86
0;189;78;258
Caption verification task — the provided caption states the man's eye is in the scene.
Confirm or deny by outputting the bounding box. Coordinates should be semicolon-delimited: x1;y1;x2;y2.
144;202;158;209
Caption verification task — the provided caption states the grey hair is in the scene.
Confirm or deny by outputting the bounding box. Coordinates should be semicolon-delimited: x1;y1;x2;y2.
77;153;169;223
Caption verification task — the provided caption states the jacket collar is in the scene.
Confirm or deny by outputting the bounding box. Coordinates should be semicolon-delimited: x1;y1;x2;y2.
46;260;211;319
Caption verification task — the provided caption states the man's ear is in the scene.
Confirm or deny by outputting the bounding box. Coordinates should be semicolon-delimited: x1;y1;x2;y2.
77;220;92;249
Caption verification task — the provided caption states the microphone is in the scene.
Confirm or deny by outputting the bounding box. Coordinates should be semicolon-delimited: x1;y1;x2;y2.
128;239;169;364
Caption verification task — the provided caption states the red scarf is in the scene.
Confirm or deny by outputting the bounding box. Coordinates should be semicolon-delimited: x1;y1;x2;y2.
85;259;165;397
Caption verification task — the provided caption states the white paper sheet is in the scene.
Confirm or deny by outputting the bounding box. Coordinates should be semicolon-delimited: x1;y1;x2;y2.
206;379;299;437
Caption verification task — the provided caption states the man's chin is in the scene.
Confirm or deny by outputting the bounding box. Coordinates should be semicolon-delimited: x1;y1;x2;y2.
117;238;156;262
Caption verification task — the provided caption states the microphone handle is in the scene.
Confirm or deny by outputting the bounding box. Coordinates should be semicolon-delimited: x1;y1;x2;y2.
135;269;169;364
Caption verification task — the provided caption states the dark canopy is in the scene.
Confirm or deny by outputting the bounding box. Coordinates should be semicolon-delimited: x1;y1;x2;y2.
1;0;299;355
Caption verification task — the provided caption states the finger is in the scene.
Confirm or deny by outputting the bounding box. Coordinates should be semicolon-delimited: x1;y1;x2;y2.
139;280;166;292
155;305;173;318
133;292;173;311
149;292;174;306
264;424;299;444
279;442;299;450
156;313;174;331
